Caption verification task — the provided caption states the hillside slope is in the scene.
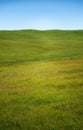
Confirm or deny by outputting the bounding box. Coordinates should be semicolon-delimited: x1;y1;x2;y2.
0;30;83;130
0;30;83;65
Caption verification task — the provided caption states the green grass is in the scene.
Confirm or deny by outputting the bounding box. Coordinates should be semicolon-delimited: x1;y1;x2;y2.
0;30;83;65
0;30;83;130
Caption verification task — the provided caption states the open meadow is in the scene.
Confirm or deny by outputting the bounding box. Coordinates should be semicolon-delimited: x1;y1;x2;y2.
0;30;83;130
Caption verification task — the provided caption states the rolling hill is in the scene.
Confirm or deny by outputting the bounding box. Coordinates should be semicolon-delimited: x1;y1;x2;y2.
0;30;83;130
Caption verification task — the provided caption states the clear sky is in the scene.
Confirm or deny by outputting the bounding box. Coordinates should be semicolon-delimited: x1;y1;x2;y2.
0;0;83;30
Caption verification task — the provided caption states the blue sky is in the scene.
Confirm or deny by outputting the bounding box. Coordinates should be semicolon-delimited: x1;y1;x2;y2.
0;0;83;30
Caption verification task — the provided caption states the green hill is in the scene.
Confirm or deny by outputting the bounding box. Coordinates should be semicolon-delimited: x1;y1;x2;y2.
0;30;83;130
0;30;83;65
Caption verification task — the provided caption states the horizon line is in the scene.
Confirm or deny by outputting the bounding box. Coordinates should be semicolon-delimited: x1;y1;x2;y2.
0;29;83;31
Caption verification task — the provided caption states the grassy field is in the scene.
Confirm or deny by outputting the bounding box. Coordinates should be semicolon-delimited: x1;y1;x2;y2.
0;30;83;130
